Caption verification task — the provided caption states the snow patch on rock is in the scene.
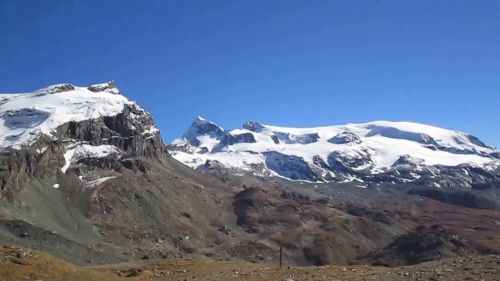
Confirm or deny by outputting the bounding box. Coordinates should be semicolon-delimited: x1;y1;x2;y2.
62;144;120;173
85;176;117;189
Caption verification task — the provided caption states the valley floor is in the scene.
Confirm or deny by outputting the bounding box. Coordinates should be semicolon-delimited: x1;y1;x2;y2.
0;245;499;281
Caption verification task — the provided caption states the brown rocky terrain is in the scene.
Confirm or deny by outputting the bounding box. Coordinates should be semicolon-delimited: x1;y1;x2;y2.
1;151;500;267
1;245;499;281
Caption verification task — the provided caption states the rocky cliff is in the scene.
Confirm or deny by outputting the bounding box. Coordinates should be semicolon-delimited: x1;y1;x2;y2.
0;82;165;195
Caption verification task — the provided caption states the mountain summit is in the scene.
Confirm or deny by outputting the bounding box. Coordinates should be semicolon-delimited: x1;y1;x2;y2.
170;118;500;188
0;82;165;191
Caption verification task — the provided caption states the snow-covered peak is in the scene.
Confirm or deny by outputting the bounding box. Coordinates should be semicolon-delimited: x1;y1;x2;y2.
179;116;225;149
0;82;135;149
169;118;500;185
194;115;207;122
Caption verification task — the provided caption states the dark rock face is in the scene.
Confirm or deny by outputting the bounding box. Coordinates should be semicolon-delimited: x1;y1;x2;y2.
264;151;321;181
243;121;265;132
44;84;76;94
273;131;320;144
328;131;362;145
466;134;490;148
327;150;374;173
423;165;500;189
270;135;280;144
220;133;256;146
87;81;120;94
0;137;64;195
57;104;165;157
211;132;257;153
0;103;165;195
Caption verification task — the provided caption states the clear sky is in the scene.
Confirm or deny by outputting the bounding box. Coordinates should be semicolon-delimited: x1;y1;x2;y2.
1;1;499;147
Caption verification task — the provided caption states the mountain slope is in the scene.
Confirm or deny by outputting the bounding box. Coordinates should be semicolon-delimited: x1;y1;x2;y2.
0;83;244;264
169;117;500;188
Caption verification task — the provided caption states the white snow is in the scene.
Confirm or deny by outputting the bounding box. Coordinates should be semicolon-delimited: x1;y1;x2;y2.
173;150;271;177
170;119;499;181
61;144;120;173
232;122;494;168
142;125;160;135
85;176;116;189
0;83;135;149
36;146;48;154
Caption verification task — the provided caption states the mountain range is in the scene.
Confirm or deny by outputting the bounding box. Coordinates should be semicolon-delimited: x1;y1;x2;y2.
0;83;499;267
169;117;500;189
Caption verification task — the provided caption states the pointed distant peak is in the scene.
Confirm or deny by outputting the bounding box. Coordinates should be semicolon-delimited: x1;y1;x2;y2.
88;81;121;95
193;115;213;125
182;116;225;145
191;116;224;127
243;121;265;132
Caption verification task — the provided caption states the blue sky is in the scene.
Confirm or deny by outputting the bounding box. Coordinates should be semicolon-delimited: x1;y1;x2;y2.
1;1;499;147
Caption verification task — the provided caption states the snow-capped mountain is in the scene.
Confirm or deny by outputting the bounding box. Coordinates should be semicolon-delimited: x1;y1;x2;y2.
0;82;158;149
0;82;164;190
169;117;500;188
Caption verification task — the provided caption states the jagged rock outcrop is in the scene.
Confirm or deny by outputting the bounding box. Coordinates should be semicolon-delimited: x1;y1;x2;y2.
56;104;164;157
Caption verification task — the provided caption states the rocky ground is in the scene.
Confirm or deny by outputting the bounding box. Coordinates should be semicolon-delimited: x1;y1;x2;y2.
1;160;499;267
0;245;499;281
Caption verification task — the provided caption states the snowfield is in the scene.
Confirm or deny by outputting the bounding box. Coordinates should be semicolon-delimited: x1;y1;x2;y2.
0;82;134;149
